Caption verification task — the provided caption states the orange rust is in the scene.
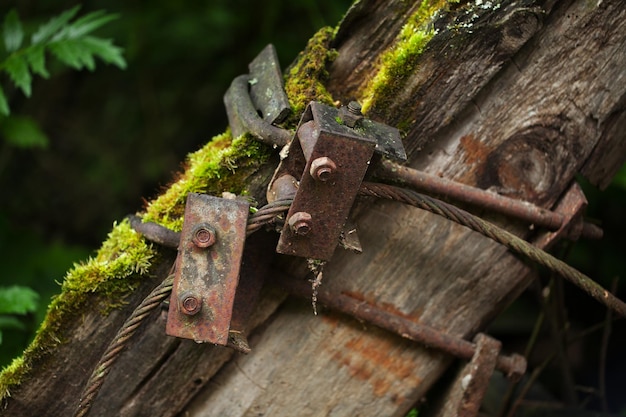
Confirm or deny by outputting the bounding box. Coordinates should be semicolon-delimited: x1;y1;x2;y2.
320;312;341;328
331;334;422;397
458;134;490;183
459;134;490;166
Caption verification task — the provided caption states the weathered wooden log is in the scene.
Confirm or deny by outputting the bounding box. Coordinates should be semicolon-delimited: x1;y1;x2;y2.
2;0;625;416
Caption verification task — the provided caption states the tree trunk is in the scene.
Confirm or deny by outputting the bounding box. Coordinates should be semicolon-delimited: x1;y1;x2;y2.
2;0;625;416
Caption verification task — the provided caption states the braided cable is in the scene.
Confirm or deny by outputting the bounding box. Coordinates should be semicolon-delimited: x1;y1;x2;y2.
359;182;626;317
246;199;292;236
75;274;174;417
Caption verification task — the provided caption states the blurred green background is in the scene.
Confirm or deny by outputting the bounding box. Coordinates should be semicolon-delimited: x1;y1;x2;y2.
0;1;625;413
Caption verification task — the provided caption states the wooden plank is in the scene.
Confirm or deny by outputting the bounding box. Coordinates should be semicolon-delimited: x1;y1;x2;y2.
183;0;626;415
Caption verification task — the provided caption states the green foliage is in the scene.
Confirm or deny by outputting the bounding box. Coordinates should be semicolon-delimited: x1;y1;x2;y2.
611;163;626;191
0;6;126;117
0;286;38;344
405;409;419;417
0;114;47;148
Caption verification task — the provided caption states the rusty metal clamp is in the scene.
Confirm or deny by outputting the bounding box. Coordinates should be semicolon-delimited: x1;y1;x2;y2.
223;44;292;147
166;193;250;347
268;101;406;261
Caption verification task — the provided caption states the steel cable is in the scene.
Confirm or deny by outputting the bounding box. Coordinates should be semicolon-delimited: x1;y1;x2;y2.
359;182;626;317
74;274;174;417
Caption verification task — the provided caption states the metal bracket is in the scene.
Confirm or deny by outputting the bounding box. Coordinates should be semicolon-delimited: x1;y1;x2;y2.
166;193;249;345
223;44;292;147
432;333;503;417
533;182;592;249
270;101;404;260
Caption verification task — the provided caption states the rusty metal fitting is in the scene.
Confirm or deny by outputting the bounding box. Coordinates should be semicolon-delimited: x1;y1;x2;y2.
347;101;362;115
339;102;364;128
191;223;216;248
310;157;337;182
288;212;313;236
180;293;202;315
267;174;299;203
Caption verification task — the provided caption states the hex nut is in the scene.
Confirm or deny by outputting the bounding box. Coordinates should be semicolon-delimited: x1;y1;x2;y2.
310;157;337;182
180;293;202;315
191;223;216;248
288;211;313;236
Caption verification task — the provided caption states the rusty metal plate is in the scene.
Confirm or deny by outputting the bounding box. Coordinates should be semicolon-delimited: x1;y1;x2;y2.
248;44;291;125
533;182;587;250
275;102;377;260
166;193;249;345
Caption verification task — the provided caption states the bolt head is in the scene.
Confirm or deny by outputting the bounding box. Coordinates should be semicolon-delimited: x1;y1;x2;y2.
310;157;337;182
191;223;216;248
180;293;202;315
347;101;362;116
288;211;312;236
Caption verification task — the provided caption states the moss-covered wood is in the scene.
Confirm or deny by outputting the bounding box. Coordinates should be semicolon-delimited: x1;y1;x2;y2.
2;0;626;416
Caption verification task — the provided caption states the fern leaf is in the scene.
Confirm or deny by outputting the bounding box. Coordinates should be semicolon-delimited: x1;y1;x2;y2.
0;286;39;315
81;36;126;69
64;10;119;39
49;37;126;71
31;5;80;44
3;54;32;96
24;44;50;78
48;40;82;69
3;9;24;53
0;84;10;116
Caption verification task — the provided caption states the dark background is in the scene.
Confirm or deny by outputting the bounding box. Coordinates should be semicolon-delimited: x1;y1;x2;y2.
1;1;625;414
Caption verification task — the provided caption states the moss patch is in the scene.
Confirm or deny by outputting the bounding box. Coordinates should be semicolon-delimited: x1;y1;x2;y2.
143;130;272;231
360;0;456;115
283;26;338;126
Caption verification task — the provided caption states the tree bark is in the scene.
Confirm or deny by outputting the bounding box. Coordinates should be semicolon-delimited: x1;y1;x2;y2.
3;0;626;416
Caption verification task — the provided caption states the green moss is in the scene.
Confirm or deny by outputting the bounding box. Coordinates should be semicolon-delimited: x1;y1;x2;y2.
0;356;25;399
284;26;338;126
143;130;271;230
360;0;456;115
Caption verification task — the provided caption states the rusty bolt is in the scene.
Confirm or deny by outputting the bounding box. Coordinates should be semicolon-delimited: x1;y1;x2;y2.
310;157;337;182
288;211;313;236
191;223;216;248
347;101;362;116
180;293;202;315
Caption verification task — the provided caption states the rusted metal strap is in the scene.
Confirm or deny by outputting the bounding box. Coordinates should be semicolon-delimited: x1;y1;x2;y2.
273;102;377;260
166;193;249;346
456;334;502;417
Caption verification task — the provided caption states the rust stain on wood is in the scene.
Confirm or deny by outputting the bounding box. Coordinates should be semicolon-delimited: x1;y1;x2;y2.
330;334;422;398
458;134;491;184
